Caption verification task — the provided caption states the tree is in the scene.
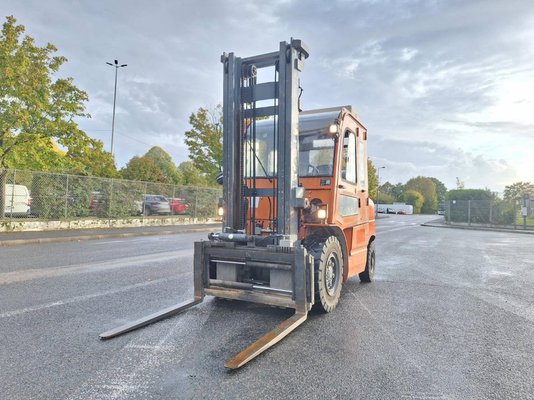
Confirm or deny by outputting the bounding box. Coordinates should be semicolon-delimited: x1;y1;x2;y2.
184;105;223;181
377;192;395;204
61;129;117;177
446;189;493;201
367;160;378;198
379;181;394;197
0;16;98;215
177;161;207;186
121;156;170;183
429;177;447;203
405;176;438;214
404;190;424;214
391;182;405;201
144;146;181;184
5;137;70;172
503;181;534;203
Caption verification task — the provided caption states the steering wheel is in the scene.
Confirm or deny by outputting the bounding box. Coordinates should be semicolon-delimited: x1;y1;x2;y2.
307;164;319;176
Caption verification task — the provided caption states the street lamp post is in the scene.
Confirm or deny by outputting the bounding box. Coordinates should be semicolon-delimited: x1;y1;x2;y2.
376;166;385;216
106;60;127;155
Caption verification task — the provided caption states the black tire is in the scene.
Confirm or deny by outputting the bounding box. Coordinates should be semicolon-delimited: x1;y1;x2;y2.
307;235;344;313
143;206;152;216
359;241;375;283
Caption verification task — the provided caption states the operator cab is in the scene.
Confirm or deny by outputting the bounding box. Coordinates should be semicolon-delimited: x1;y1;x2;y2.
244;109;343;180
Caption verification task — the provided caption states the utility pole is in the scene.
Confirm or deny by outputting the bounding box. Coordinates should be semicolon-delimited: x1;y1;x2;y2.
106;60;127;155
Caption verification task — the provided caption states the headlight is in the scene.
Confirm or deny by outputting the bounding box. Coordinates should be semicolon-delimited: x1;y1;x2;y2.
317;208;327;219
217;206;224;216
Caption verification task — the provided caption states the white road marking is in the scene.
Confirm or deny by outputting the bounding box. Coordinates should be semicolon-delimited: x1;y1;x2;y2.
0;249;193;285
0;277;174;318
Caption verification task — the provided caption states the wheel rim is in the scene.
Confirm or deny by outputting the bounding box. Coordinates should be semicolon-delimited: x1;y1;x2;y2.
325;253;340;296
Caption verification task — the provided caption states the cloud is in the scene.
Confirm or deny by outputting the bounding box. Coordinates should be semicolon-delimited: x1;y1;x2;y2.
369;135;518;192
3;0;534;191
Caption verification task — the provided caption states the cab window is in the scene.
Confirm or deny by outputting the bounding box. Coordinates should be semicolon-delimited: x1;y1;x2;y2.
341;131;356;183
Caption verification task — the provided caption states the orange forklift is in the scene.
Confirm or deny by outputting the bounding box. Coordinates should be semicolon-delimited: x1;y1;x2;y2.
100;38;376;369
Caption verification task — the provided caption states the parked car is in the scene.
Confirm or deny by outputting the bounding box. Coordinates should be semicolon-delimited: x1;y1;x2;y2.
3;184;32;217
169;198;190;215
141;195;171;215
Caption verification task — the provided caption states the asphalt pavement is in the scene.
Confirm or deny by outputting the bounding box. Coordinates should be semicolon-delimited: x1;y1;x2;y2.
1;215;533;399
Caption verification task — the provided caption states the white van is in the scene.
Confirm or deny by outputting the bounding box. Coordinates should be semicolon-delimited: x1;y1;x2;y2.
4;184;32;217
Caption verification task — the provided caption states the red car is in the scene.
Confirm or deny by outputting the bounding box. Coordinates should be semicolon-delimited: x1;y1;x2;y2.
169;198;189;215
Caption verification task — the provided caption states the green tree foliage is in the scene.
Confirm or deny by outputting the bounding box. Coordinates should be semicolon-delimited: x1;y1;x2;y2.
381;182;405;201
446;189;493;200
491;199;516;225
5;137;70;172
367;160;378;198
61;129;117;177
429;177;447;203
404;189;424;213
379;181;394;197
391;183;405;201
184;105;222;181
0;16;115;216
0;16;90;168
377;181;399;203
445;189;494;223
144;146;181;183
503;181;534;203
405;176;438;213
177;161;208;186
377;192;395;204
121;156;170;183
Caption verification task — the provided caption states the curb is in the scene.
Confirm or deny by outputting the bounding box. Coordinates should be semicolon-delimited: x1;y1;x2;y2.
0;226;218;247
421;223;534;235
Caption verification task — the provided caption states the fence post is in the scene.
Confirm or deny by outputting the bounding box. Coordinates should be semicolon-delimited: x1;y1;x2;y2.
514;201;517;229
64;174;69;219
467;200;471;226
171;185;176;216
9;169;17;219
108;178;114;221
143;182;148;217
523;195;528;230
194;193;198;220
489;201;493;225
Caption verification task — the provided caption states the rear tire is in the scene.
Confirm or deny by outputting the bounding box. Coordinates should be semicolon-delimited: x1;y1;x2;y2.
359;241;375;283
307;235;344;313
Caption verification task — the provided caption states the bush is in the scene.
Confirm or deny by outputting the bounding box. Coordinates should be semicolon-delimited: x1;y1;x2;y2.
491;200;515;225
446;189;495;223
175;186;220;218
403;190;424;214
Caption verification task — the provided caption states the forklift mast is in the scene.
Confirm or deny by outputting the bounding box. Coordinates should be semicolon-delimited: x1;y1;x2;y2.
221;38;309;243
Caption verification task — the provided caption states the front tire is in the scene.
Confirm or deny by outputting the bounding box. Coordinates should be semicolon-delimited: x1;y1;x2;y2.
359;241;375;283
308;235;344;313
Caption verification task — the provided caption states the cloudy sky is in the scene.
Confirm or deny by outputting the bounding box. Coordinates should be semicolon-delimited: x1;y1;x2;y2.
4;0;534;192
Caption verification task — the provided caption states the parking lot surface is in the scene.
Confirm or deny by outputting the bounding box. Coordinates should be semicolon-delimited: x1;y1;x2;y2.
1;215;533;399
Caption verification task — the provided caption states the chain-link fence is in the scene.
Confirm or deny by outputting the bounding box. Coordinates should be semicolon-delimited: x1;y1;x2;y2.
1;169;222;221
444;199;534;230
